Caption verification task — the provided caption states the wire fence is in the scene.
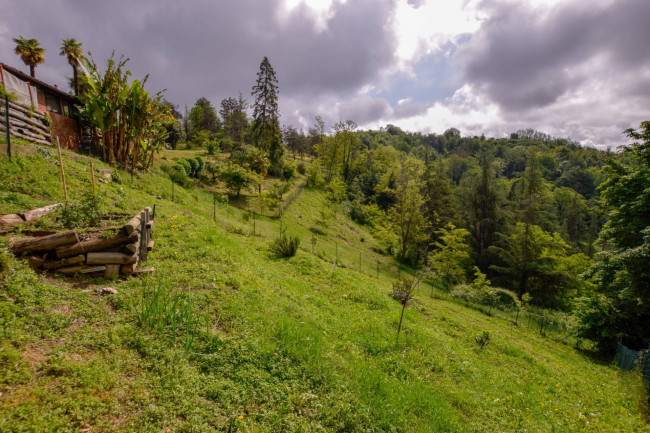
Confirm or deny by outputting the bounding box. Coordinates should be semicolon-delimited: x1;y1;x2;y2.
616;341;650;392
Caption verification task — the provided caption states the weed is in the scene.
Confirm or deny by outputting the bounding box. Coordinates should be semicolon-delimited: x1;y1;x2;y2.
137;281;201;351
475;331;491;349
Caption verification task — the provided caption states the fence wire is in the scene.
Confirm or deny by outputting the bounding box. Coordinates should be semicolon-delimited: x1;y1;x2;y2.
616;341;650;392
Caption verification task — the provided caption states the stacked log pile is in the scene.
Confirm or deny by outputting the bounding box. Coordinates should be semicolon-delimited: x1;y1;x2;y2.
0;99;52;146
8;207;155;279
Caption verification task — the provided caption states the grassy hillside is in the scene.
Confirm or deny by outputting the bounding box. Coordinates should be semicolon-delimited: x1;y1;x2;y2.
0;143;648;432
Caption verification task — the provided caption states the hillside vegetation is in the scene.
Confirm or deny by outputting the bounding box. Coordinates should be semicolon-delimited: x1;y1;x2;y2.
0;142;648;432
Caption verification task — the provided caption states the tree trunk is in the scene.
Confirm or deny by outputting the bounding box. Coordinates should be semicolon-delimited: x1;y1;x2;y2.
30;65;35;78
73;67;79;96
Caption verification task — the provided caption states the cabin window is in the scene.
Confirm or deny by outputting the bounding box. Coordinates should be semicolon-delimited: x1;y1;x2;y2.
45;93;61;114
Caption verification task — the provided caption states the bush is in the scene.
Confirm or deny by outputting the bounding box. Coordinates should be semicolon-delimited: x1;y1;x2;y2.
270;235;300;258
169;166;192;188
176;159;192;176
282;163;296;180
296;161;306;175
194;156;205;175
206;140;217;155
186;158;199;177
348;200;369;225
59;192;104;228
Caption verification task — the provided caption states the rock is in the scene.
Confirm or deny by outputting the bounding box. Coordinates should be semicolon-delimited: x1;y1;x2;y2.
95;287;118;295
182;209;196;216
156;195;162;200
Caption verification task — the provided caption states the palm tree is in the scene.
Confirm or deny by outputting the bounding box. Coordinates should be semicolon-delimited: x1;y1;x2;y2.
13;36;46;78
60;38;83;95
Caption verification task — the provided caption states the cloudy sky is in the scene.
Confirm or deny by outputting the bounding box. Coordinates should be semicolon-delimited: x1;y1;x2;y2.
1;0;649;148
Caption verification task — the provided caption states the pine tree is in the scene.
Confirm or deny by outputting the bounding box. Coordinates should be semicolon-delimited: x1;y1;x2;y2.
251;57;283;173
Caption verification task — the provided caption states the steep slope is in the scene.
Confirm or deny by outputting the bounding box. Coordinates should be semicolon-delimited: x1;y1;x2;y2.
0;143;648;432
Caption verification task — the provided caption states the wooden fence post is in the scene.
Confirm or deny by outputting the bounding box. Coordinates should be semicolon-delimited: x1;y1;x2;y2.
90;161;96;207
56;138;68;202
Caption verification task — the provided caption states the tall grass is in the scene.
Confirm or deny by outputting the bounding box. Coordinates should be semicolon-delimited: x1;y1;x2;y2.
137;280;200;351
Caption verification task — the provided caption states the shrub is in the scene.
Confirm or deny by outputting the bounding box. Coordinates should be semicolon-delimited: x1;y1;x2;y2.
206;140;217;155
296;161;306;175
348;200;369;225
169;166;192;188
475;331;491;349
176;159;192;176
270;235;300;258
194;156;205;175
186;158;199;177
282;163;296;180
59;191;104;228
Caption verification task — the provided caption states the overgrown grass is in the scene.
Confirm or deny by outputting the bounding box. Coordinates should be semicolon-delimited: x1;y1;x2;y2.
0;145;648;432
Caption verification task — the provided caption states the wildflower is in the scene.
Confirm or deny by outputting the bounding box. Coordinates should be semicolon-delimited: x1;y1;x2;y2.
238;415;244;420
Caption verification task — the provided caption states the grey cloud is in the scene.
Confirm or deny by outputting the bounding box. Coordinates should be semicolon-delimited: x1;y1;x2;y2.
0;0;397;121
337;95;392;124
459;0;650;112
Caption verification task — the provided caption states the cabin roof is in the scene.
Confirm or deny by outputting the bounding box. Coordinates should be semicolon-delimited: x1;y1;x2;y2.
1;62;79;104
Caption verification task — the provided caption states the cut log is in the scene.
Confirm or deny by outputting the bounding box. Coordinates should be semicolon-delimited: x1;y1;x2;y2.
0;214;24;231
28;254;47;270
56;265;86;274
123;241;139;255
55;232;138;258
120;263;137;275
147;240;154;252
19;203;63;222
42;254;85;270
132;267;155;276
10;230;79;254
0;107;50;133
122;214;142;235
104;264;120;279
79;265;107;274
87;252;137;265
7;99;46;117
145;220;154;230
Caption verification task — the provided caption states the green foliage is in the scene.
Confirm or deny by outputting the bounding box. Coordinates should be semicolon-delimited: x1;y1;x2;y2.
281;162;296;180
59;191;104;228
138;281;200;351
475;331;491;349
306;162;325;188
429;223;471;289
389;278;415;305
296;161;306;175
578;121;650;350
270;234;300;258
206;140;217;155
78;55;170;168
219;164;257;198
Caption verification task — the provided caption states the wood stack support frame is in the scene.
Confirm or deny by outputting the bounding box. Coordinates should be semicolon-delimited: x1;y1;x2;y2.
8;206;155;279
